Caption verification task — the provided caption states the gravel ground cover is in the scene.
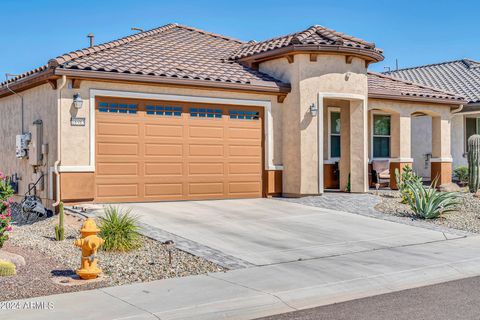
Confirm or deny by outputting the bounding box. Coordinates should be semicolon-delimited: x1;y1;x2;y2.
375;191;480;234
0;204;225;301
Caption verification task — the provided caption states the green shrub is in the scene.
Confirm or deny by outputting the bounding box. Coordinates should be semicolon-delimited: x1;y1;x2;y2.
394;165;423;204
453;166;468;186
404;178;460;219
0;260;16;276
99;206;141;252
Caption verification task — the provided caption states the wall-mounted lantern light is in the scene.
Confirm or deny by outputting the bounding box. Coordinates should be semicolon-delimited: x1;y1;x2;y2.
309;103;318;117
73;93;83;109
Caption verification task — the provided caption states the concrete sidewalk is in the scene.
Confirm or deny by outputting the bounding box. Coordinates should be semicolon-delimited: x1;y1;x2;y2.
4;235;480;320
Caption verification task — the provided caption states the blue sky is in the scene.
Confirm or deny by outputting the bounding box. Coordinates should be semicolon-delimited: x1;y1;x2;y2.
1;0;479;77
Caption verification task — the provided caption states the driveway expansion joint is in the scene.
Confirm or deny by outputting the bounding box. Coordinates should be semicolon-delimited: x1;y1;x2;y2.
206;273;299;312
99;288;163;320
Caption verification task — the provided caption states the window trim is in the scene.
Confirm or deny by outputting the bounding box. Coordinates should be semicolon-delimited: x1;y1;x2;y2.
327;107;341;161
370;111;391;160
464;116;480;153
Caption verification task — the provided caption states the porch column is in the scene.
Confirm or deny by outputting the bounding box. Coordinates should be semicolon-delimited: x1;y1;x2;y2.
349;99;368;192
390;112;413;189
339;104;351;191
431;115;452;185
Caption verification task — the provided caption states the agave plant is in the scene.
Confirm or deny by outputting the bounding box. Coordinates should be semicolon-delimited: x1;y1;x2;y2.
404;178;460;219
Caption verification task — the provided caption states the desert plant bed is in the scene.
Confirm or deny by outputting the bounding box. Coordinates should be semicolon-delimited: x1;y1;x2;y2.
0;204;225;301
375;190;480;234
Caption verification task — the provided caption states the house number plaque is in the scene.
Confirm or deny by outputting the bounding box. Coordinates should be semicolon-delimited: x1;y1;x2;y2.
71;117;86;126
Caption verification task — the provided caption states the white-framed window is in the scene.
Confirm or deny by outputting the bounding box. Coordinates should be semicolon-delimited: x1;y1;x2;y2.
372;114;391;158
465;117;480;151
328;108;341;159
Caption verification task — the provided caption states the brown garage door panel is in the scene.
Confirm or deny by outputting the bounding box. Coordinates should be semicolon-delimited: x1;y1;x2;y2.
97;163;139;176
145;163;183;176
97;184;139;198
97;122;139;136
97;143;139;156
144;184;183;198
188;163;224;175
95;97;264;202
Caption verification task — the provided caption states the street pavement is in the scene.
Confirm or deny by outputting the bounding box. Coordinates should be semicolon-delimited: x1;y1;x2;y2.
257;275;480;320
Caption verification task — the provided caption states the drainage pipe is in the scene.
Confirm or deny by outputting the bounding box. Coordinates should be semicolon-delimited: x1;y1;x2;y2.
451;104;464;116
53;75;67;207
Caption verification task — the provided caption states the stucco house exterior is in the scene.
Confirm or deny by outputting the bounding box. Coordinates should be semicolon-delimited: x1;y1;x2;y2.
386;59;480;176
0;24;466;208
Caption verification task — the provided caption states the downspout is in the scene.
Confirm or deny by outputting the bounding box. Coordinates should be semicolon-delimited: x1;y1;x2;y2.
53;75;67;207
451;104;464;116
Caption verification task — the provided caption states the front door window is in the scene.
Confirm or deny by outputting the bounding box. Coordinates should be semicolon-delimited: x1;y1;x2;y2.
330;111;341;158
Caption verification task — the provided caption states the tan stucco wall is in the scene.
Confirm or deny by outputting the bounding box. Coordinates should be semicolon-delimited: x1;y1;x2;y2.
0;84;57;204
368;98;456;174
260;54;368;194
59;80;283;168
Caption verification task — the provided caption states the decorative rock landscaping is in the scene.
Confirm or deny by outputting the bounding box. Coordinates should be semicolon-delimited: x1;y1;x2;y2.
375;191;480;234
0;204;225;301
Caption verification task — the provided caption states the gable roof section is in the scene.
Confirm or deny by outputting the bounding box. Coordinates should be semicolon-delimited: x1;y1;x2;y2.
368;72;466;104
0;24;290;95
384;59;480;104
231;25;383;62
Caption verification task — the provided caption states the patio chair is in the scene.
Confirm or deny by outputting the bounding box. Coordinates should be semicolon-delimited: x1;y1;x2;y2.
371;160;390;187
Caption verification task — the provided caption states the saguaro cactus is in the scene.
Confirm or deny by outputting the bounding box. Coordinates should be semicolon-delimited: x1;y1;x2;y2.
55;202;65;241
468;134;480;193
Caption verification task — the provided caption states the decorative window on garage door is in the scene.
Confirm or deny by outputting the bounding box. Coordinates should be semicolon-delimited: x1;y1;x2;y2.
98;102;138;114
229;110;260;120
190;108;222;118
146;105;182;116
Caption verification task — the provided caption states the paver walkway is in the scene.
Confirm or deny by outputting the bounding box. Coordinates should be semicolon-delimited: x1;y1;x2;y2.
280;192;471;237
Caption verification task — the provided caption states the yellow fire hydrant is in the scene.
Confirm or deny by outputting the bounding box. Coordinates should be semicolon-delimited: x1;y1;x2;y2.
74;218;104;280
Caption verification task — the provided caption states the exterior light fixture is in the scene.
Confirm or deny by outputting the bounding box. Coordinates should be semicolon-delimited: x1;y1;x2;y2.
309;103;318;117
73;93;83;109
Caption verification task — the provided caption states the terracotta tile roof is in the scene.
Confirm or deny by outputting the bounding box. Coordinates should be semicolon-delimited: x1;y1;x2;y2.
368;72;466;103
384;59;480;104
1;24;287;90
231;25;383;60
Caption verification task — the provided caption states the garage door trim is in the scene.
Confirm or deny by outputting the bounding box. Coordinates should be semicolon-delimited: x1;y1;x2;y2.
73;89;281;177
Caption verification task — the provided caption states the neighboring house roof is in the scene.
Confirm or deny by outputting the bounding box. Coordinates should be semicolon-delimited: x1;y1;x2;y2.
231;25;383;62
0;24;290;95
368;72;466;104
384;59;480;104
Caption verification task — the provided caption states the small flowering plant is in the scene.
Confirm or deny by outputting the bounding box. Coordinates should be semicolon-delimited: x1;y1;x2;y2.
0;172;14;248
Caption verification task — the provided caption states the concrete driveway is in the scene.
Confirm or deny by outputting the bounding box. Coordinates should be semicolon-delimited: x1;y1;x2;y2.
115;198;462;267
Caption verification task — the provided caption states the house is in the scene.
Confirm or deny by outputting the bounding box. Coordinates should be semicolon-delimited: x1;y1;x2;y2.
0;24;466;207
385;59;480;176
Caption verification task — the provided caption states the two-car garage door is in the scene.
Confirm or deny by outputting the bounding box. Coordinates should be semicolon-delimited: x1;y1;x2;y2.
95;97;264;202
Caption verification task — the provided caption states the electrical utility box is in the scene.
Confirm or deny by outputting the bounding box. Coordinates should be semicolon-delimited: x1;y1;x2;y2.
29;120;43;166
15;133;31;159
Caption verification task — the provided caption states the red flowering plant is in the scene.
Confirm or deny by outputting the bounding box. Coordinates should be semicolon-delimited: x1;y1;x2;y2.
0;172;14;248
